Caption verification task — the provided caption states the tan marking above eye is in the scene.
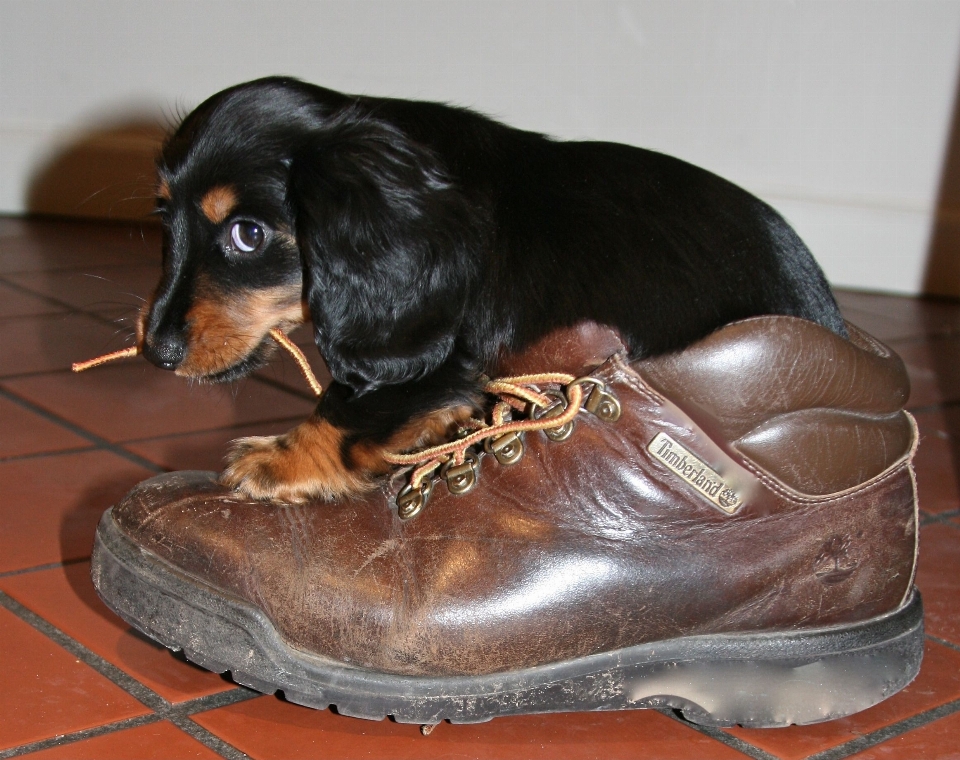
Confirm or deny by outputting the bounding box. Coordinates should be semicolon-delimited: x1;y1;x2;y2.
157;179;172;201
199;185;239;224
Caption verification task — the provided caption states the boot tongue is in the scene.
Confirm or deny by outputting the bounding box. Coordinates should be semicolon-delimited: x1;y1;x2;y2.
493;322;626;377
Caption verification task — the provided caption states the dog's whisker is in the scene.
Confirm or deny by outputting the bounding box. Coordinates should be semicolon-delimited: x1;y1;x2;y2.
76;179;157;210
80;273;120;283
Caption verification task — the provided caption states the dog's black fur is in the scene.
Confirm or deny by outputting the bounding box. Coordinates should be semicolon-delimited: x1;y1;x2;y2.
144;77;846;501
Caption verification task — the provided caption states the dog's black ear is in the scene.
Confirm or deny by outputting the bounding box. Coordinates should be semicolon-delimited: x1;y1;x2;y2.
288;110;482;395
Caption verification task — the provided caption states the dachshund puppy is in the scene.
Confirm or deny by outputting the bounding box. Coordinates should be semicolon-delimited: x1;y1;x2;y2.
143;77;847;503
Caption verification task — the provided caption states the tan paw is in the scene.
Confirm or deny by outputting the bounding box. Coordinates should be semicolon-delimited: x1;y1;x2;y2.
220;422;368;503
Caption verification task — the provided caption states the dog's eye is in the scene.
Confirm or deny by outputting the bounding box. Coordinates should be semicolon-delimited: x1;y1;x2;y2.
230;221;265;253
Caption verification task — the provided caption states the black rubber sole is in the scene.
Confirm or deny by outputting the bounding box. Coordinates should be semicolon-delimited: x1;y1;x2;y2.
91;508;924;727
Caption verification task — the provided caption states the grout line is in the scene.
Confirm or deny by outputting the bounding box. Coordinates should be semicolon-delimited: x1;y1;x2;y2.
0;366;316;405
927;634;960;654
0;276;137;333
804;697;960;760
656;709;779;760
0;713;164;759
0;444;98;464
0;275;86;315
0;556;88;579
0;693;261;760
0;590;169;711
179;688;261;715
0;386;165;473
0;375;306;460
0;589;257;759
166;690;262;760
168;715;252;760
920;512;960;527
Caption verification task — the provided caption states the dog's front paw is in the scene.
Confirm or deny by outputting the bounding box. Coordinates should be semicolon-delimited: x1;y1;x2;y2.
220;422;369;503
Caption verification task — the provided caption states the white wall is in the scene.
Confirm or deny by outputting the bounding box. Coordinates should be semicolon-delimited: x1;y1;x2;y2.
2;0;959;294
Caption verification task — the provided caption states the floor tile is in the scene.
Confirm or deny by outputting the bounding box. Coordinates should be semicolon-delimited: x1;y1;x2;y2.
6;263;160;320
124;419;301;472
0;218;160;274
916;523;960;646
0;279;67;317
194;697;752;760
0;312;128;377
886;336;960;409
0;605;148;752
23;720;224;759
836;290;960;342
845;709;960;759
0;395;92;460
912;409;960;515
4;363;315;442
726;640;960;760
0;449;156;573
0;562;235;703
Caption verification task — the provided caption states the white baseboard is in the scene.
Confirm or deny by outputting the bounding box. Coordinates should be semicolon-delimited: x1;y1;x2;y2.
768;196;936;296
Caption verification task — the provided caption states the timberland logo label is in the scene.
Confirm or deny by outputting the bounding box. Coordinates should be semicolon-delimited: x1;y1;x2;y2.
648;432;742;514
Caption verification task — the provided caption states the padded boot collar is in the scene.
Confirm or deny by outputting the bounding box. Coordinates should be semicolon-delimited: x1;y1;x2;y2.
636;316;909;441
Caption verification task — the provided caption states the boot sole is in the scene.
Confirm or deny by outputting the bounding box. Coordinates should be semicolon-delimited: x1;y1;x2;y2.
91;508;924;727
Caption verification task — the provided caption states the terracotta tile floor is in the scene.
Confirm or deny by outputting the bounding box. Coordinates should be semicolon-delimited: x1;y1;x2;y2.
1;215;959;759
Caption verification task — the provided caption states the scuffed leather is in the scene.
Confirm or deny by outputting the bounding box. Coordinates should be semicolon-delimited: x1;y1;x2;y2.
637;318;909;441
111;316;918;677
736;409;913;494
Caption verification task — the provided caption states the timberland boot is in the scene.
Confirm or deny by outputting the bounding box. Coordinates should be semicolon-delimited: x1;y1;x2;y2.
90;316;923;727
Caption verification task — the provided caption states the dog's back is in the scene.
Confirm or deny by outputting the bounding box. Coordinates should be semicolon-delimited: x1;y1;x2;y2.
147;77;851;503
354;90;847;361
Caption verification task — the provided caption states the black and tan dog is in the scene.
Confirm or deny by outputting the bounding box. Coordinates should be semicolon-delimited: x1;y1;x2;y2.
142;77;846;503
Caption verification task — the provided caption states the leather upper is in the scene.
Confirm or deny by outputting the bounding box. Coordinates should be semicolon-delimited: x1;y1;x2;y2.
111;316;919;677
637;319;913;494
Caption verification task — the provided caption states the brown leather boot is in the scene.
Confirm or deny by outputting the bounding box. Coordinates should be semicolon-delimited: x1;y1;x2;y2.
91;316;923;727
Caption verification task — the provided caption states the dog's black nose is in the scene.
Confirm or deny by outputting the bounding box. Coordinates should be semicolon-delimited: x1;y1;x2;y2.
143;332;186;370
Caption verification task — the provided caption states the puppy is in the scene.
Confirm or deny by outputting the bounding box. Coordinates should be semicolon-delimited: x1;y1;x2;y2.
143;76;847;503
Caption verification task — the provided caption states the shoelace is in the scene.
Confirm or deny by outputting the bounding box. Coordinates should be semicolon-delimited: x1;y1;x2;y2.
74;334;620;520
387;373;621;518
72;328;324;397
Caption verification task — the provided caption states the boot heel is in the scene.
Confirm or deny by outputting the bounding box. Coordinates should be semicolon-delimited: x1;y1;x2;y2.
626;592;924;727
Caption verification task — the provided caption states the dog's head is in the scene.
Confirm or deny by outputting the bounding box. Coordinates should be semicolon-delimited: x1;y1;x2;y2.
143;78;482;392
